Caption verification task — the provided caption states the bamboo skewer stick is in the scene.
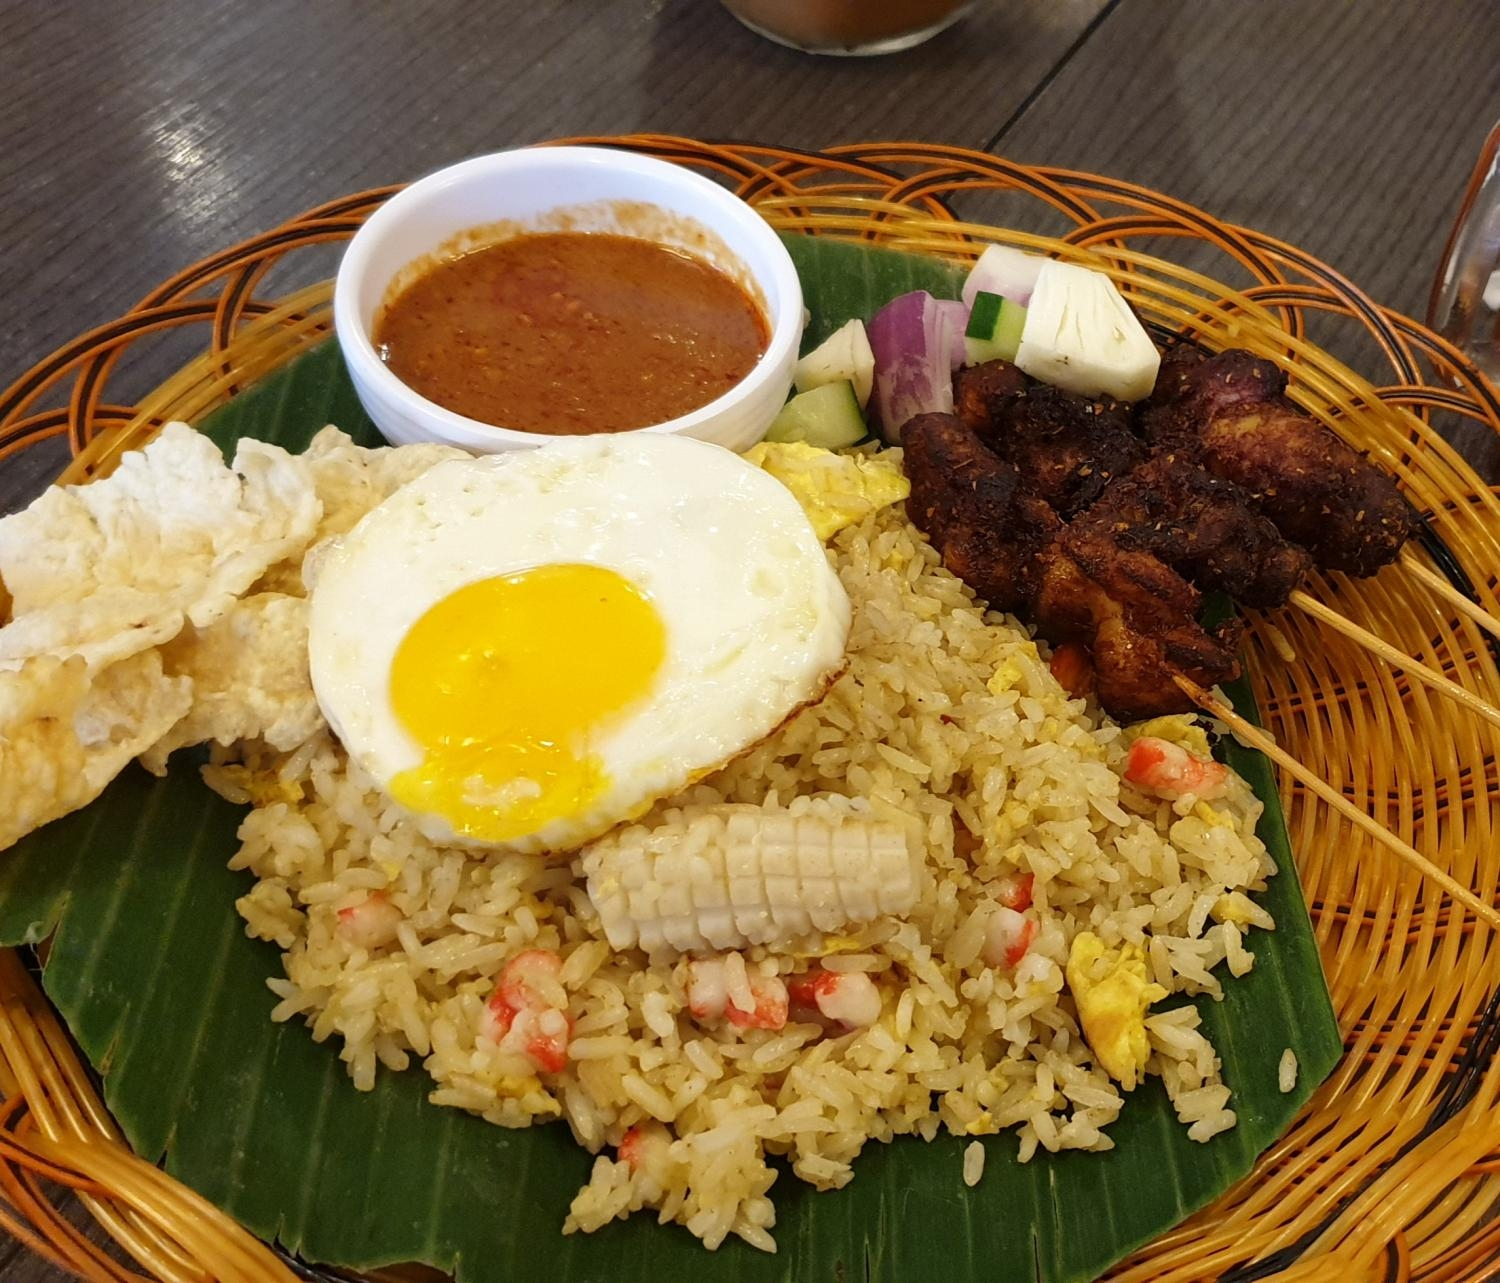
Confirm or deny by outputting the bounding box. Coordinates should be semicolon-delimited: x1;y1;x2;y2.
1398;551;1500;641
1173;675;1500;932
1287;590;1500;733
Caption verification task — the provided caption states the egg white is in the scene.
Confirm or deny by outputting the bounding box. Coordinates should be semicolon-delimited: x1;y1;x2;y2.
306;433;852;853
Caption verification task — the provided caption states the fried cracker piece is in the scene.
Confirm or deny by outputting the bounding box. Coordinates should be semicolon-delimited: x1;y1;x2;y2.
0;422;319;630
0;590;184;671
0;652;192;853
303;425;468;539
253;427;467;595
139;593;324;774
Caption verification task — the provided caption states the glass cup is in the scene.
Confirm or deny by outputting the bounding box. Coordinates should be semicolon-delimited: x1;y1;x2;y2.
1429;121;1500;384
721;0;977;56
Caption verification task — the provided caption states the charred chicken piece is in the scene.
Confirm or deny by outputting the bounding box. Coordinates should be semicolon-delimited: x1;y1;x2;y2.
1196;404;1415;577
1091;606;1242;722
994;384;1146;518
903;413;1240;720
900;412;1061;612
1079;453;1312;607
955;361;1146;518
1034;524;1242;720
1144;342;1208;407
1145;345;1285;419
1143;348;1416;577
953;360;1027;439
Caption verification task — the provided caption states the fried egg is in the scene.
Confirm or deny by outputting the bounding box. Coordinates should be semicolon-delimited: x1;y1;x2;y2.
306;434;851;853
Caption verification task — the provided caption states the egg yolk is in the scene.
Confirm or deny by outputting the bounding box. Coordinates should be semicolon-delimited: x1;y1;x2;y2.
388;564;666;842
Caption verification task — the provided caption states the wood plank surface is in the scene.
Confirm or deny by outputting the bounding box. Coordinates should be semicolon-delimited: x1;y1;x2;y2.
1;0;1498;1278
984;0;1500;322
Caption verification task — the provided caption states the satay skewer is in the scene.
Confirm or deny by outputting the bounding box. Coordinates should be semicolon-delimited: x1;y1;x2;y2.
1173;676;1500;932
921;365;1500;732
1398;552;1500;643
1287;590;1500;734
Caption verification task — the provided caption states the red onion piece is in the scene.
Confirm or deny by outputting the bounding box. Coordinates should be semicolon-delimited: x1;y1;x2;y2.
933;299;970;370
868;291;964;443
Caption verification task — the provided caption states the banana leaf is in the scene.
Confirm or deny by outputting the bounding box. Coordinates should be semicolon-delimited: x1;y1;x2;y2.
0;234;1342;1283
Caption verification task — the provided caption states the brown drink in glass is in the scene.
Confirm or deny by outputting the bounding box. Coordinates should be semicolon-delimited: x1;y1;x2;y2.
722;0;977;55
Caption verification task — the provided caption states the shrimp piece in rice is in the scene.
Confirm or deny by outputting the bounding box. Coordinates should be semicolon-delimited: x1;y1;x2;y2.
787;969;882;1029
686;956;789;1031
1123;735;1229;800
482;949;573;1073
982;906;1038;970
335;891;403;951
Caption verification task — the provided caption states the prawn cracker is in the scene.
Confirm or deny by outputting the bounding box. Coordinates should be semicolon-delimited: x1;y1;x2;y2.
0;422;320;628
141;592;324;774
0;588;184;672
252;427;465;595
0;652;191;852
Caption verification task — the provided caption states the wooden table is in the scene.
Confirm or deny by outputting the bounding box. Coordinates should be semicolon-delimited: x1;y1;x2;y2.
2;0;1497;1277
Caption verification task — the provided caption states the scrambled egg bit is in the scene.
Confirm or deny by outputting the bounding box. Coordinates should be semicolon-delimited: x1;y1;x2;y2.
986;642;1039;696
1125;714;1211;758
1211;891;1269;929
1065;931;1168;1090
744;441;909;541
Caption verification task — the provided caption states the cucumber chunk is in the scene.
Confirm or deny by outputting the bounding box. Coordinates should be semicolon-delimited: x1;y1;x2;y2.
965;291;1004;340
794;319;875;408
963;291;1028;365
765;381;867;449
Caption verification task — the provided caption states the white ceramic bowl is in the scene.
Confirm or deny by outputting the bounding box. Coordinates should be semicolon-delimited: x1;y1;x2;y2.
333;146;804;453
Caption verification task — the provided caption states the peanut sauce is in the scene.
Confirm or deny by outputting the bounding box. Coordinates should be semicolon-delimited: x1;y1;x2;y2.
373;231;769;434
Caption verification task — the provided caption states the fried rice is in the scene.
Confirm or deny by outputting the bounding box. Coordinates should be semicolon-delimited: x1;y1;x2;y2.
219;500;1275;1252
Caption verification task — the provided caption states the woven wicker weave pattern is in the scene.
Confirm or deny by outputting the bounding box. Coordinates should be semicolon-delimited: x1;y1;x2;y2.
0;137;1495;1282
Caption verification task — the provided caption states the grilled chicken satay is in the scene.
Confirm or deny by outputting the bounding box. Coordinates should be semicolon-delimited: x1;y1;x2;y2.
956;357;1308;605
953;359;1027;435
1037;517;1243;719
902;413;1241;719
1078;453;1312;608
955;363;1145;518
1145;344;1280;414
1144;347;1416;576
900;411;1060;612
908;345;1415;718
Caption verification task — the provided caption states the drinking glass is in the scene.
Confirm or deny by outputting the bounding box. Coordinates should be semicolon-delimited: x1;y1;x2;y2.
721;0;977;55
1429;122;1500;384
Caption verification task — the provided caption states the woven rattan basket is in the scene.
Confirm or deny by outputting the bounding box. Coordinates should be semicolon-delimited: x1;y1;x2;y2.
0;137;1496;1283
